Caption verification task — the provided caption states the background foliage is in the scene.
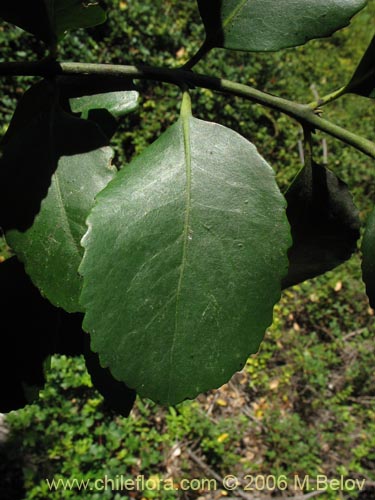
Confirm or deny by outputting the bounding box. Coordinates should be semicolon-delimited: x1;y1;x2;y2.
0;0;374;498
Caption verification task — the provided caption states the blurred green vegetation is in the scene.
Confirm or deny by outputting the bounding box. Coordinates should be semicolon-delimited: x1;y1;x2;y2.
0;0;375;499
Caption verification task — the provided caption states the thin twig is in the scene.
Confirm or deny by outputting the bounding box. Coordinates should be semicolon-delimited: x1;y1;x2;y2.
183;39;212;70
186;448;257;500
286;492;326;500
308;86;347;109
298;140;305;165
342;328;366;341
0;60;374;159
186;448;327;500
186;448;224;484
322;138;328;165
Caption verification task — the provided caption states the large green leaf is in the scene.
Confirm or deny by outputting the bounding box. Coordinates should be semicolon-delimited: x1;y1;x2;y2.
346;35;375;98
362;208;375;308
3;81;115;313
0;257;59;412
282;162;360;289
197;0;367;52
79;100;290;405
0;0;106;44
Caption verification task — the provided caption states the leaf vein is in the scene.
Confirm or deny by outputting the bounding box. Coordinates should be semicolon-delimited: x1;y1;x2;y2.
53;171;82;258
223;0;249;30
167;112;193;401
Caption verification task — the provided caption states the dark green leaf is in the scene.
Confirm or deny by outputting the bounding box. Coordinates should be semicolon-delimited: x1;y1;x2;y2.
362;208;375;308
3;81;115;313
282;162;360;289
346;35;375;98
198;0;367;52
52;0;106;40
0;257;59;412
80;106;290;405
0;0;106;44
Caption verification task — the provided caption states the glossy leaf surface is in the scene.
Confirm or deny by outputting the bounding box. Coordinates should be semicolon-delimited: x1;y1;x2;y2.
0;257;59;412
346;35;375;98
80;109;290;405
282;162;360;289
198;0;366;52
362;208;375;308
0;0;106;44
4;81;115;313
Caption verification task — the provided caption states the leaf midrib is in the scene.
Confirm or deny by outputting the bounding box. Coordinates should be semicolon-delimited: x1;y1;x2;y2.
222;0;249;30
167;115;193;401
212;0;248;41
207;0;249;45
46;82;81;259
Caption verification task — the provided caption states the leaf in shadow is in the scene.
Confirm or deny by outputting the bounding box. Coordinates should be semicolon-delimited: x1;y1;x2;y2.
84;335;136;418
0;257;59;412
361;207;375;308
55;312;85;357
50;308;136;416
282;162;360;289
0;0;106;44
0;79;108;233
346;35;375;98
